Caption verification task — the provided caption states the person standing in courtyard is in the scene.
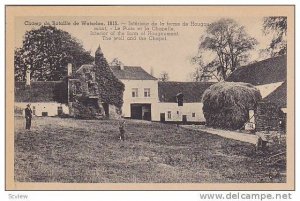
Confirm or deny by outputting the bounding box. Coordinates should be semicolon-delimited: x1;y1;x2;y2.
25;104;32;130
119;120;126;141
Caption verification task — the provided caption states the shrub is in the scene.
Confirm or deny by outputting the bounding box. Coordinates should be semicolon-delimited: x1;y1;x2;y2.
72;102;98;119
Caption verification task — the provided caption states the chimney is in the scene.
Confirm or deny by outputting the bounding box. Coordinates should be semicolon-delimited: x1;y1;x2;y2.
120;63;125;70
67;63;72;76
26;65;31;86
150;67;154;76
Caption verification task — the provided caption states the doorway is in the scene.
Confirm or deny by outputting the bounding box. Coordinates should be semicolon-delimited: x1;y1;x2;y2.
130;104;152;120
160;113;165;122
182;115;187;124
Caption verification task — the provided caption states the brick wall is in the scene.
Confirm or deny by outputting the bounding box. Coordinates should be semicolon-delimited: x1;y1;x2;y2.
255;101;285;132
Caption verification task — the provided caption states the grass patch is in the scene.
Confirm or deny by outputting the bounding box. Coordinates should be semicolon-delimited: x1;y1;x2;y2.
14;117;286;183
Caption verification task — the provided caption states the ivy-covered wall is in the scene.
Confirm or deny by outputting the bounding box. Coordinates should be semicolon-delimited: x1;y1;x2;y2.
94;46;124;108
69;46;125;119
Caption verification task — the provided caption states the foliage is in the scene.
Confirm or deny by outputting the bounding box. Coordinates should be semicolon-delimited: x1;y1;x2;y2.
190;55;220;82
94;47;125;108
262;16;287;57
14;26;94;81
202;82;262;130
158;71;170;82
109;58;124;66
72;101;99;119
70;47;124;119
198;18;257;80
53;78;68;104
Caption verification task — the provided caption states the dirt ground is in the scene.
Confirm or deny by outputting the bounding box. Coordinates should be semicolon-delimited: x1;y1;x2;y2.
14;117;286;183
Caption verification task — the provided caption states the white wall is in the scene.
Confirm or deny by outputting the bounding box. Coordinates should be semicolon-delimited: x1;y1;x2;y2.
256;82;284;98
120;79;158;118
152;102;205;122
15;102;69;117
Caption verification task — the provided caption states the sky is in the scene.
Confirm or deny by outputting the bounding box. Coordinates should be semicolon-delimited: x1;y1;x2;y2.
15;16;272;81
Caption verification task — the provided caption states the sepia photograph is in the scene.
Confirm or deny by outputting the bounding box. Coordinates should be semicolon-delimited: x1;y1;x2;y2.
5;5;295;190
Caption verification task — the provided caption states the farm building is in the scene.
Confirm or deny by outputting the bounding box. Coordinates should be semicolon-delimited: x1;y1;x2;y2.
109;66;214;123
226;55;287;131
154;81;215;123
226;54;287;111
14;81;69;117
68;46;124;119
110;65;158;121
14;45;215;124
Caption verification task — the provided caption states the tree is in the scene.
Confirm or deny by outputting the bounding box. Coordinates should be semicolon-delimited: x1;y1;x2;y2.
109;58;124;66
198;18;257;80
159;71;169;82
14;26;94;81
190;55;220;82
262;16;287;57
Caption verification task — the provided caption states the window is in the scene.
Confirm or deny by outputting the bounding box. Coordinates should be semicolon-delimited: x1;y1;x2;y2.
32;106;36;115
144;88;150;97
192;113;196;117
167;111;172;119
132;88;138;97
177;111;179;114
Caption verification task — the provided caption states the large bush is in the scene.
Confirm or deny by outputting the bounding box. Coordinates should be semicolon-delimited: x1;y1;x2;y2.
202;82;262;130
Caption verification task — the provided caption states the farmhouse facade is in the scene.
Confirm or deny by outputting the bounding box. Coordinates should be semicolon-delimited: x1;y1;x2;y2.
15;47;287;127
14;81;69;117
14;47;214;123
154;81;214;123
109;65;158;121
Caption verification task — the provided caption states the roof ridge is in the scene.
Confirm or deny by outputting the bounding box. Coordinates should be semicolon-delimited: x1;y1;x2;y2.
238;54;286;69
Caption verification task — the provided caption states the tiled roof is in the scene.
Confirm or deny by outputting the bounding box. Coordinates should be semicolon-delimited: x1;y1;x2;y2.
158;81;215;103
263;81;287;108
76;64;157;80
110;66;157;80
226;55;287;85
15;81;64;102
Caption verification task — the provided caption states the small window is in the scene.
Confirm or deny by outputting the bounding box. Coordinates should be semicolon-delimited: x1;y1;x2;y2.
177;111;179;114
144;88;150;97
167;111;172;119
132;88;138;97
192;113;196;117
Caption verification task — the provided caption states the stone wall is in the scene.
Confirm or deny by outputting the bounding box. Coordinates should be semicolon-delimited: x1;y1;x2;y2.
255;101;285;132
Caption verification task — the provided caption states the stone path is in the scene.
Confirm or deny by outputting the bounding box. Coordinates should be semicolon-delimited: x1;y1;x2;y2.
181;125;259;145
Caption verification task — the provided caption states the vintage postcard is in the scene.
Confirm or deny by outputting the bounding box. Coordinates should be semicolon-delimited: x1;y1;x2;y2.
6;5;295;190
